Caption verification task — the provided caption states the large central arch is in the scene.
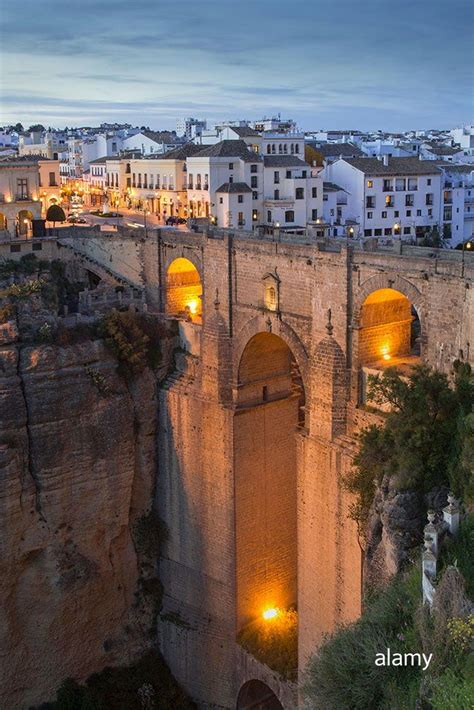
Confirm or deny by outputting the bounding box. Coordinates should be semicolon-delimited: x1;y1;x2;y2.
234;332;304;633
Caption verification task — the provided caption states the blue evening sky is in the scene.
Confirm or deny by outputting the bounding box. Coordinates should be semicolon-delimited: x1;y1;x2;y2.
0;0;472;131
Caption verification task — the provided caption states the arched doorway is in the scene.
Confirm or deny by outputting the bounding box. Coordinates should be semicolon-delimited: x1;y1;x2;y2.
166;257;202;322
18;210;33;237
358;287;421;367
357;288;422;407
237;680;283;710
234;333;304;630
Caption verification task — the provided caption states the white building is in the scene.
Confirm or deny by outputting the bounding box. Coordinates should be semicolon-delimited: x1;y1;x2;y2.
186;139;322;231
262;155;323;229
437;163;474;244
450;125;474;150
324;156;443;241
121;130;180;156
176;117;207;140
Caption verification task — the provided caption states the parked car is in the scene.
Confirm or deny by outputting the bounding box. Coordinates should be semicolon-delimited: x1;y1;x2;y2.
166;216;178;225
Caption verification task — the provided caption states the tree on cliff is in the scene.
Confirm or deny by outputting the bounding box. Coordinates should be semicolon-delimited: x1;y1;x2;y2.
345;363;473;529
46;204;66;228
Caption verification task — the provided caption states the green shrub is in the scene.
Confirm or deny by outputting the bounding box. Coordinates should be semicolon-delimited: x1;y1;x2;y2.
303;568;422;709
345;365;473;527
430;668;474;710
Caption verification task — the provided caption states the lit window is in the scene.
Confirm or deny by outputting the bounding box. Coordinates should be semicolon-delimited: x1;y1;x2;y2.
367;180;373;188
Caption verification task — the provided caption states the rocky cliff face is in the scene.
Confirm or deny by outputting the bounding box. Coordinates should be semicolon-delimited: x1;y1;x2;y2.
0;325;162;708
364;477;449;591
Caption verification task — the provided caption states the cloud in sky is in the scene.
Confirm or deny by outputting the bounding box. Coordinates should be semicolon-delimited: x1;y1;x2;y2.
0;0;472;130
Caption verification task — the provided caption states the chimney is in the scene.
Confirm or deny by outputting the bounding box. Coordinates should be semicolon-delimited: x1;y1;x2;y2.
383;154;389;166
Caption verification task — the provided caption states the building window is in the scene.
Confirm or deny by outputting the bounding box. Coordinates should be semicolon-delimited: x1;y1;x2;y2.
274;171;280;184
406;210;412;217
285;210;295;223
238;194;243;203
312;187;317;198
374;228;382;236
367;180;373;188
219;197;223;204
229;176;233;183
367;211;373;219
251;164;258;173
403;226;411;234
251;176;258;188
384;227;392;235
295;187;304;199
364;229;372;236
238;211;244;225
253;191;258;200
267;210;272;222
382;211;387;218
286;170;292;179
312;209;318;220
295;144;300;153
426;193;433;206
49;172;56;186
417;209;422;216
229;162;234;169
17;178;28;198
395;178;406;191
383;179;393;192
274;189;280;200
366;196;375;208
385;195;394;207
394;211;399;217
427;178;431;185
405;194;414;206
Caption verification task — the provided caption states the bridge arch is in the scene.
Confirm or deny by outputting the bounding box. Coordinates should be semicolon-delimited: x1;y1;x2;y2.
236;680;283;709
234;330;304;640
353;272;423;326
165;256;203;322
233;314;309;395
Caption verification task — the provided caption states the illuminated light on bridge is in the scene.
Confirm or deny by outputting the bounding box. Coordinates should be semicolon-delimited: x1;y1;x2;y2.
262;607;279;621
187;298;199;315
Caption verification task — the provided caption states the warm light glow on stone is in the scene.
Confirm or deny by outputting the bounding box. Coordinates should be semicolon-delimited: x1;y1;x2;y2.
380;345;391;360
187;299;199;315
262;608;279;620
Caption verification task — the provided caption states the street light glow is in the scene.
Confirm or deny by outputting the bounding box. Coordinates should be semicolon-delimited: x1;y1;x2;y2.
262;608;279;621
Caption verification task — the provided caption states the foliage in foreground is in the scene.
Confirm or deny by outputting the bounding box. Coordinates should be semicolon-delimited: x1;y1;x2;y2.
345;363;473;527
237;608;298;681
303;540;474;710
34;649;195;710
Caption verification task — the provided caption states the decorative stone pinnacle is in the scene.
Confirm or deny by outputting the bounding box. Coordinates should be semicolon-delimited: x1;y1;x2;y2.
266;316;272;333
427;510;436;524
326;308;333;336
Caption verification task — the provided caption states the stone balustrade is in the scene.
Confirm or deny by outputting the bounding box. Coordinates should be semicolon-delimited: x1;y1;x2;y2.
422;493;461;606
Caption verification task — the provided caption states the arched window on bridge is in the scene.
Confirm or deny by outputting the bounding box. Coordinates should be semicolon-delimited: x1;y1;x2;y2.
237;680;283;710
166;257;202;323
358;287;422;405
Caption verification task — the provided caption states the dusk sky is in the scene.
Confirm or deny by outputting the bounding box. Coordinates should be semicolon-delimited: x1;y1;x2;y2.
1;0;472;131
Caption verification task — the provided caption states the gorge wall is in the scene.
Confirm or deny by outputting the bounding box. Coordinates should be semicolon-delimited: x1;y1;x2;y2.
0;323;165;708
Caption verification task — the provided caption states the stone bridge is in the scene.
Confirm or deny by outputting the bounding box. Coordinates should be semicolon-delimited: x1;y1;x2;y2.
29;229;474;708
